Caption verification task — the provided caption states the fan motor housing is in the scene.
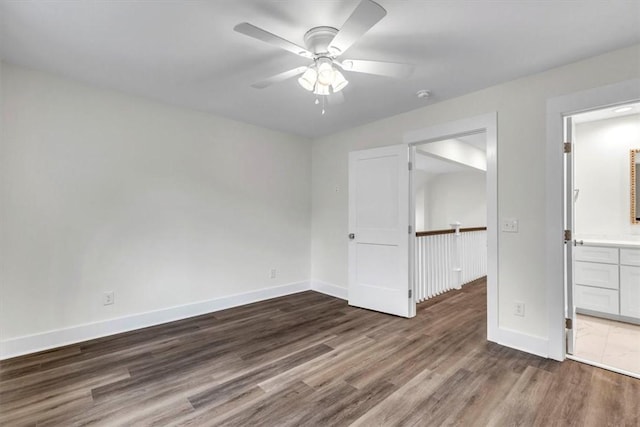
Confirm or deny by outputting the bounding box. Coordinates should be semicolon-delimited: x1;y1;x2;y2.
304;26;339;56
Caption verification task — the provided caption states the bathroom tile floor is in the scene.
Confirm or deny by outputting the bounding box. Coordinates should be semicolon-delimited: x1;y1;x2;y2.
574;314;640;375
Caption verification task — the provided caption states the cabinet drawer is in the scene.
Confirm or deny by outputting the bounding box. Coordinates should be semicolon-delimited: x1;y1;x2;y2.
575;285;619;315
620;265;640;318
575;246;618;264
575;261;619;290
620;248;640;266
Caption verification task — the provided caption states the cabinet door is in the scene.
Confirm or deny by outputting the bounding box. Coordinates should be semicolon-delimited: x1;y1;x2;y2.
620;248;640;267
575;285;619;315
620;265;640;318
574;246;618;264
575;261;619;290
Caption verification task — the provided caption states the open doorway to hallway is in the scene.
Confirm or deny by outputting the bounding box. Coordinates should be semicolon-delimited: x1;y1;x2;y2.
404;112;497;343
412;133;488;305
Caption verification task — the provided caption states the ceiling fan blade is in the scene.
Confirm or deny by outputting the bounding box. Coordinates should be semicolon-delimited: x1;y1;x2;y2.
251;66;309;89
328;91;345;105
328;0;386;55
234;23;312;58
340;59;414;78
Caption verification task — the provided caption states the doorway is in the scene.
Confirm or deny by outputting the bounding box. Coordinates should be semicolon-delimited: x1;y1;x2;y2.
405;112;498;342
564;102;640;377
546;78;640;362
347;112;498;345
412;133;488;303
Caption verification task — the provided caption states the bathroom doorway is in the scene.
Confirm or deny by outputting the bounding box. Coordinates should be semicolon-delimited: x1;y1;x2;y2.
565;102;640;377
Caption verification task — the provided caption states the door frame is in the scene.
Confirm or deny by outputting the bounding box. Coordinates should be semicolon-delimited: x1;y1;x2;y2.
403;112;498;343
564;116;576;356
545;78;640;361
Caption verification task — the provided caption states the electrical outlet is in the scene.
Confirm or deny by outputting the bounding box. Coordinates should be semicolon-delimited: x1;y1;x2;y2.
501;218;519;233
514;302;525;317
270;268;277;279
103;291;114;306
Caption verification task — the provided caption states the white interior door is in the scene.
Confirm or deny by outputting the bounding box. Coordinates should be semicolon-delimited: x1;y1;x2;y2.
564;116;576;354
348;144;413;317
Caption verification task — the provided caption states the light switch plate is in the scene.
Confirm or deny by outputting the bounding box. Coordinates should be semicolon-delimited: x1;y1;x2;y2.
501;218;519;233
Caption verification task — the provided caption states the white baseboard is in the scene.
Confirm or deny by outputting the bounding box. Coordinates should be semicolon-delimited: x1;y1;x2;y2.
0;281;310;360
311;280;348;300
493;327;549;358
2;280;549;362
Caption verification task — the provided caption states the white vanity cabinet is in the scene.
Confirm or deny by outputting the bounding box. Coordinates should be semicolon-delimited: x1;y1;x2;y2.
575;244;640;322
620;248;640;318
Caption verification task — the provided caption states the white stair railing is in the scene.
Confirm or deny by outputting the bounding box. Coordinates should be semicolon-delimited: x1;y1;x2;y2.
415;226;487;303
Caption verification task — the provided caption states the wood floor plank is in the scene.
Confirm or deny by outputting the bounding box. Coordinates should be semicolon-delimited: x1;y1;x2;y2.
487;365;555;426
302;379;399;426
581;367;638;427
257;335;375;393
349;367;447;426
187;343;333;410
212;381;316;426
1;278;638;426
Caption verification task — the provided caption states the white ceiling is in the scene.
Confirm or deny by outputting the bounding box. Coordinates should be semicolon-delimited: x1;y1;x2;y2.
454;133;486;151
415;134;486;174
415;151;477;175
1;1;639;138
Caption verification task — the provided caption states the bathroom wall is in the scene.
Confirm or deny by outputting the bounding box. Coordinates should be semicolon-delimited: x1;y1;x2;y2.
574;113;640;240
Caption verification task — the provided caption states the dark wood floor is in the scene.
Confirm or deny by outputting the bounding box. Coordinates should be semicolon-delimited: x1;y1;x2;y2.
1;279;638;426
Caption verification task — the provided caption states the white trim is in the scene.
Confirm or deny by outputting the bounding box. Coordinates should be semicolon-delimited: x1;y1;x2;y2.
494;327;549;358
403;112;499;345
545;79;640;361
311;280;348;300
567;355;640;380
0;281;310;360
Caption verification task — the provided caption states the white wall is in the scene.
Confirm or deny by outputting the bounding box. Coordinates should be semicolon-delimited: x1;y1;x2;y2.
419;140;487;171
0;63;312;345
311;44;640;344
421;171;487;230
2;45;640;360
574;114;640;240
413;169;433;231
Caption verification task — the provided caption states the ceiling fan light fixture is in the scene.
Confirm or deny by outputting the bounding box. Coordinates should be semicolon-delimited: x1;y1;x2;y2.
331;70;349;92
314;82;330;96
298;66;317;91
316;58;335;86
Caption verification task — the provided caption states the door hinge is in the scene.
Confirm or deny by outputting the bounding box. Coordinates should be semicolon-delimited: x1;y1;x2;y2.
408;162;413;171
564;229;571;242
564;142;572;153
408;289;412;298
565;318;573;330
408;225;413;234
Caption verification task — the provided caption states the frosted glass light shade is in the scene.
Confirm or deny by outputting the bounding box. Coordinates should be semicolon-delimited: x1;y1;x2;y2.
331;70;349;92
298;67;317;91
317;59;335;86
313;82;330;96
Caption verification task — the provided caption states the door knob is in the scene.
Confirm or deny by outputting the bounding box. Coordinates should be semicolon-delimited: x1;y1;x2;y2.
348;233;355;240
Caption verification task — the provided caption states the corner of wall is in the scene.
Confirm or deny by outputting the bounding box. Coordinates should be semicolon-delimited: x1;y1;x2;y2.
310;280;348;300
493;327;550;359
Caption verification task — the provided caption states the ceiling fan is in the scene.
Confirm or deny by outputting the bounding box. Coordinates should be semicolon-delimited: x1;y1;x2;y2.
234;0;413;102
